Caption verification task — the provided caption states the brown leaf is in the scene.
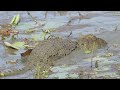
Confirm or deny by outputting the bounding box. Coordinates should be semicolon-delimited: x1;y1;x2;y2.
0;29;19;36
21;49;33;57
0;30;11;36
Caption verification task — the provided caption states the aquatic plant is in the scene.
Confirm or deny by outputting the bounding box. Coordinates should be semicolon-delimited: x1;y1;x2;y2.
90;41;97;69
34;64;51;79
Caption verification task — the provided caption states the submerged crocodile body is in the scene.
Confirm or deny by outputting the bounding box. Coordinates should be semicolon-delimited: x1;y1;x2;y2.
0;34;107;77
0;37;77;77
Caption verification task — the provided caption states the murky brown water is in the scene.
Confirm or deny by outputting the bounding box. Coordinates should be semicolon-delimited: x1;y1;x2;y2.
1;11;120;79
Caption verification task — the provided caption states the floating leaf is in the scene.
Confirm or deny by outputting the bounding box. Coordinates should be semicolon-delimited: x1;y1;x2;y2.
4;41;25;50
84;50;91;54
21;49;33;57
10;14;20;25
10;15;16;24
14;14;20;25
12;42;25;49
4;42;12;47
4;42;19;50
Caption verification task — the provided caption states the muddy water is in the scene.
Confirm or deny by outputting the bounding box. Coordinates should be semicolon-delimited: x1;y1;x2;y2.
1;11;120;79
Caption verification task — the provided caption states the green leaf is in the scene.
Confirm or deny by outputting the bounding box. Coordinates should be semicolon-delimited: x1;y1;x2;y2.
4;42;19;50
10;14;20;25
4;41;25;50
84;50;91;54
14;14;20;25
12;42;25;48
10;15;16;24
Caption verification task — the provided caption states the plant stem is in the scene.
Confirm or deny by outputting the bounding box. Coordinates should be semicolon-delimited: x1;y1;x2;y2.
90;42;96;69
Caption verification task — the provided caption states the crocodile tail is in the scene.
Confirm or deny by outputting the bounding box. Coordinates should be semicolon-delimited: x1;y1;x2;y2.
0;67;30;77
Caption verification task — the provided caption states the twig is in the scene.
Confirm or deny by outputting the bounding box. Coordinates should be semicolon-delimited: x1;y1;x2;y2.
27;11;38;24
90;56;93;69
78;11;83;23
66;19;72;26
67;31;72;37
67;11;82;25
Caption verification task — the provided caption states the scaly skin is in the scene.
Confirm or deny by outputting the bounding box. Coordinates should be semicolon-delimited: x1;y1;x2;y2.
0;37;77;77
0;66;30;77
76;34;107;51
0;34;107;77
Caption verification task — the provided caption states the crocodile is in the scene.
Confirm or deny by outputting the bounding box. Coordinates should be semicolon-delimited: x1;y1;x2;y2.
0;37;77;77
76;34;107;51
0;34;107;77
